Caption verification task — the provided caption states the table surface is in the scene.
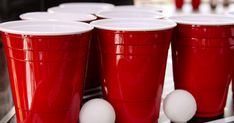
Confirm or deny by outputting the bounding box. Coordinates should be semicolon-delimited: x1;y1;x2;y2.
1;2;234;123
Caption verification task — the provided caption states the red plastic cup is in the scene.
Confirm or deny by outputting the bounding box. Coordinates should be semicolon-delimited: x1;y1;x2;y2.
94;7;164;91
95;10;163;19
48;3;114;15
0;20;93;123
19;11;102;100
170;14;234;117
91;19;176;123
19;12;97;23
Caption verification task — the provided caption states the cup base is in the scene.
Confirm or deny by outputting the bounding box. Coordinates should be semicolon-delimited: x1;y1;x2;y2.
15;108;79;123
107;98;159;123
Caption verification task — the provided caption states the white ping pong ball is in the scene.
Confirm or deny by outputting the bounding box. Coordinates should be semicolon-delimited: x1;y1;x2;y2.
79;98;116;123
163;90;197;123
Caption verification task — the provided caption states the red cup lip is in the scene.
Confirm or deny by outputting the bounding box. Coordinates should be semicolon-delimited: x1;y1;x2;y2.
95;10;163;19
0;20;93;36
169;14;234;26
48;3;114;15
20;12;97;22
90;19;176;31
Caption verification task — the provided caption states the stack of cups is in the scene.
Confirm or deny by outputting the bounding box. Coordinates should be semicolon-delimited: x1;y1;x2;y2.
170;14;234;117
91;19;176;123
0;21;93;123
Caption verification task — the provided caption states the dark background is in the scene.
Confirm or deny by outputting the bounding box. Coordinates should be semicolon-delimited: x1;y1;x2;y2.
0;0;134;22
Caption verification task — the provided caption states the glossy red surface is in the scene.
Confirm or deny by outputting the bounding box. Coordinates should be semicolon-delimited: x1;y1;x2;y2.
98;30;171;45
96;29;173;123
175;24;234;38
1;32;92;123
4;47;87;61
109;98;158;123
172;24;234;117
101;45;167;55
15;108;80;123
2;33;89;50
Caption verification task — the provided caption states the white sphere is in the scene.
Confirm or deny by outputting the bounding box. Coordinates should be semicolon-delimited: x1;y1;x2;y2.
79;98;116;123
163;90;197;123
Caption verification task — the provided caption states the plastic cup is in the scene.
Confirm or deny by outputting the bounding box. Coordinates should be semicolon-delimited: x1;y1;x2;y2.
0;20;93;123
19;11;102;101
48;2;114;15
95;10;163;19
170;14;234;117
91;19;176;123
19;12;96;23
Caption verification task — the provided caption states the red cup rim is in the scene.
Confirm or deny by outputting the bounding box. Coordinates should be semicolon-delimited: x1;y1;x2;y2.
49;3;114;15
0;20;93;36
90;19;176;31
169;14;234;26
20;12;97;22
95;10;163;19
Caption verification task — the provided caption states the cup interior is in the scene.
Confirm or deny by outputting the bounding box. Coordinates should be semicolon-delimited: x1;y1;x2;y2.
96;10;163;19
169;14;234;26
20;12;96;22
0;20;93;36
48;3;113;15
111;5;162;12
59;2;114;9
90;19;176;31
